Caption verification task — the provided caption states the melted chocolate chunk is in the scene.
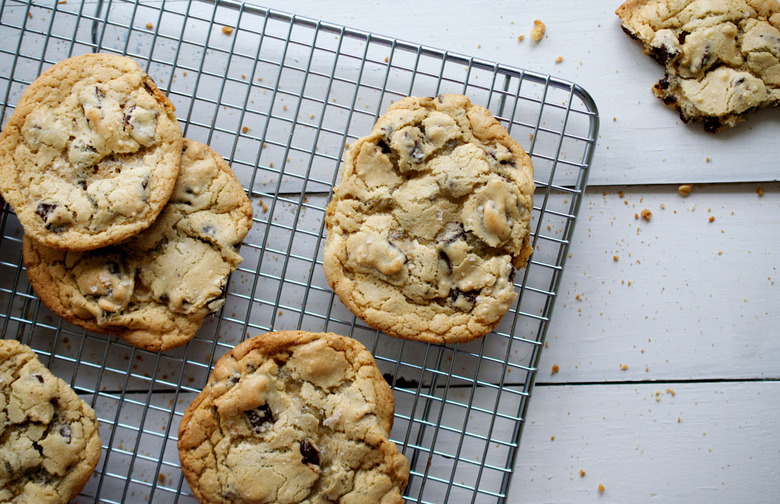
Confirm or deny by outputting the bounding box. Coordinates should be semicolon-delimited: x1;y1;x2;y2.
300;439;320;466
677;31;689;45
448;288;479;311
247;403;275;433
377;139;393;155
35;202;57;222
60;425;72;443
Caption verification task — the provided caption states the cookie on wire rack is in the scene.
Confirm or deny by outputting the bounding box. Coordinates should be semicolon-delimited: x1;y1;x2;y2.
23;139;253;352
0;53;183;250
178;331;409;504
616;0;780;132
0;339;102;503
323;94;535;344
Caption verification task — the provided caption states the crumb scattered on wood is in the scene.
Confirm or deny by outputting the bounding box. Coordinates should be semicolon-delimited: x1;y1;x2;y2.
531;19;545;41
678;184;692;197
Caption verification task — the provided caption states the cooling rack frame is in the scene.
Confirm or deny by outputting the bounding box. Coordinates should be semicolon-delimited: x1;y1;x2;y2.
0;1;599;502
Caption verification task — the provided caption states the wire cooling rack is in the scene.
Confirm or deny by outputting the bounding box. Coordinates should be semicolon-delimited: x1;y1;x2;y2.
0;1;598;502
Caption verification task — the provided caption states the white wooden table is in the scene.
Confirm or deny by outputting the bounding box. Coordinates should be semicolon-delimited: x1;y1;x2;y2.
2;1;777;502
247;1;780;502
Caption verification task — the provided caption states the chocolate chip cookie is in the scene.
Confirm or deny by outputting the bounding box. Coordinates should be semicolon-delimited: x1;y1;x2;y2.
0;53;183;250
0;339;102;503
617;0;780;131
323;94;534;344
23;139;253;351
177;331;409;504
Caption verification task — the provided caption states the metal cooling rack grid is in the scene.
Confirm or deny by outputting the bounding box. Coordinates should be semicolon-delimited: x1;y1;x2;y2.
0;0;599;502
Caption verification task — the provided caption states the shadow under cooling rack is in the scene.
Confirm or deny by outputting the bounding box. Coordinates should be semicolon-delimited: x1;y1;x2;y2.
0;1;598;503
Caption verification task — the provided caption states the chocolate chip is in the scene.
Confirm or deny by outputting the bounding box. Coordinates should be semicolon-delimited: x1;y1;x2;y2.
377;139;392;155
33;374;44;383
202;225;215;236
141;176;149;190
95;86;105;103
105;261;120;274
247;403;275;432
657;77;670;90
60;425;72;443
300;439;320;465
410;140;424;163
734;77;746;86
36;202;57;222
448;288;479;311
677;31;689;45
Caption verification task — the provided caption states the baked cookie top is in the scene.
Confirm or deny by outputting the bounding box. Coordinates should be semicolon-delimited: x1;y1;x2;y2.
0;53;183;250
323;94;534;344
617;0;780;131
23;139;253;352
177;331;409;504
0;339;102;503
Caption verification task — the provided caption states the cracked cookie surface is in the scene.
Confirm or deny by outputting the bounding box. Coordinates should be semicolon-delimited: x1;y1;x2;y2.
0;339;101;503
23;139;253;351
177;331;409;504
0;53;182;250
323;94;534;344
617;0;780;131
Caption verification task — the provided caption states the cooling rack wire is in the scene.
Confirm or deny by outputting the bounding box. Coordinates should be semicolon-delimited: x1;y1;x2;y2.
0;0;599;502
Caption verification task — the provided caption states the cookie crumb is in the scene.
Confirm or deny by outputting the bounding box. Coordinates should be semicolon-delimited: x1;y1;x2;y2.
384;56;389;63
531;19;545;42
598;483;605;493
640;209;652;221
242;126;250;133
708;216;715;223
613;255;619;262
551;364;560;374
678;184;692;197
706;157;711;163
555;56;563;63
145;22;153;29
517;35;525;42
550;435;555;441
756;187;764;197
580;469;586;477
222;26;234;35
619;363;628;370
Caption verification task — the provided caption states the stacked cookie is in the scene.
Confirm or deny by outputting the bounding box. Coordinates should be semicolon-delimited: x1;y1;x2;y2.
0;53;253;352
617;0;780;132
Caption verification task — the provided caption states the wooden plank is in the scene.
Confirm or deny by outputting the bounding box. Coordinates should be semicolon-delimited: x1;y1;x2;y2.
540;182;780;383
246;0;780;186
511;381;780;503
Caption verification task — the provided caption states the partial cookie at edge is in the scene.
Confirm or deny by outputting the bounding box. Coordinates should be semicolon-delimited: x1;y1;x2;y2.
0;339;102;503
616;0;780;131
177;331;409;504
